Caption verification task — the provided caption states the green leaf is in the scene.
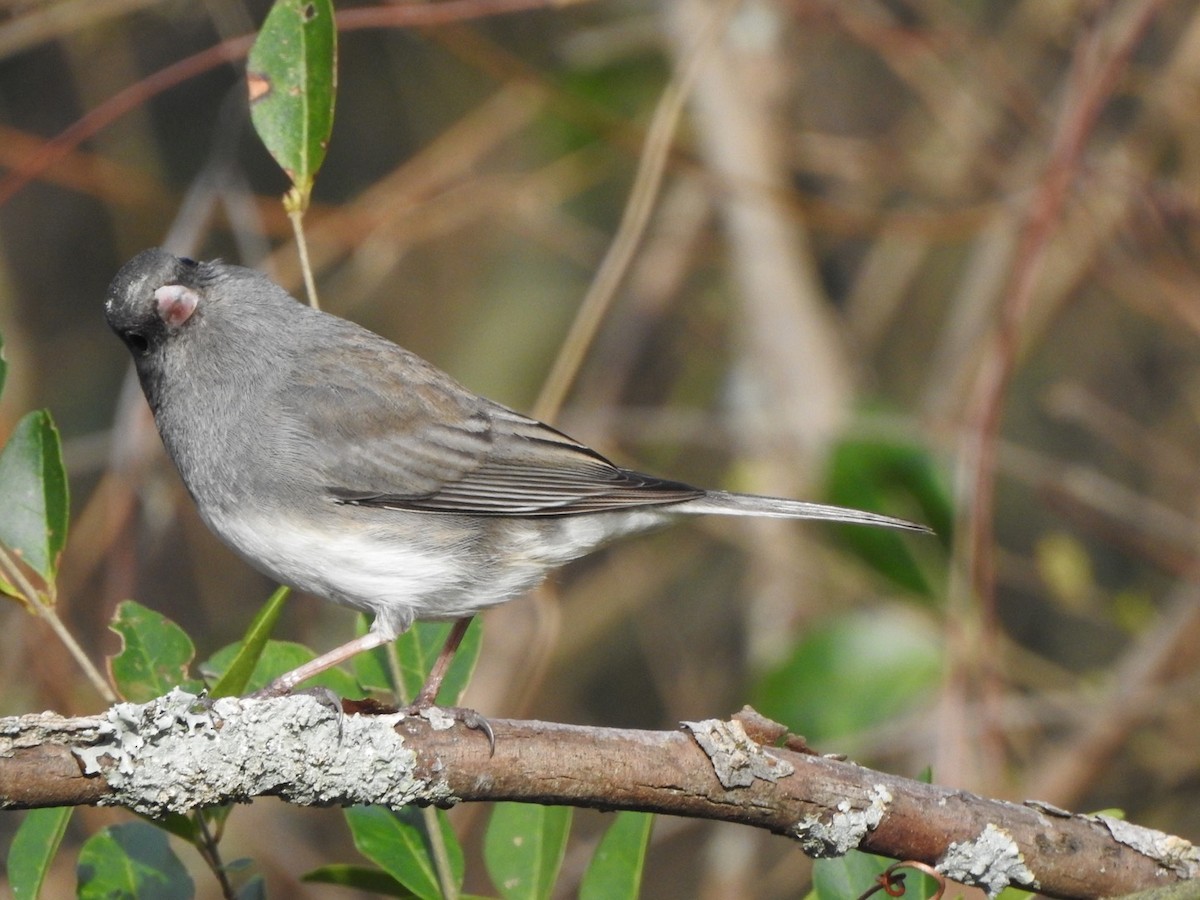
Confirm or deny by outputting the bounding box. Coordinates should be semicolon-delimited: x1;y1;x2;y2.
8;807;72;900
579;812;653;900
247;0;337;207
203;638;358;697
751;608;941;745
825;437;950;599
209;586;290;698
0;410;69;594
345;806;463;900
76;822;193;900
378;619;484;705
484;803;572;900
107;600;203;702
303;864;421;897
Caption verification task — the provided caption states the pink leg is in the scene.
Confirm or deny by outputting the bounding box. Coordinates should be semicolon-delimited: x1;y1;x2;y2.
413;616;474;707
259;630;392;696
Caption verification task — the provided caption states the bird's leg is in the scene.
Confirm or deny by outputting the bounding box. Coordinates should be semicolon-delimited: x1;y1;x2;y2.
254;630;392;697
412;615;474;707
407;615;495;754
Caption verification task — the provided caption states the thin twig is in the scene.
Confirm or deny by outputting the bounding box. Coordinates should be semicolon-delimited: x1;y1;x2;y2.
0;0;601;210
288;207;320;309
0;544;116;704
954;0;1169;789
530;0;741;421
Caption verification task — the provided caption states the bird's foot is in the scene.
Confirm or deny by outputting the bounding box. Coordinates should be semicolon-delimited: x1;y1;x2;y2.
403;697;496;757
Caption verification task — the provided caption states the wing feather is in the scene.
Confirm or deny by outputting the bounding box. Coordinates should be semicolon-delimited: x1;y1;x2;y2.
278;332;701;517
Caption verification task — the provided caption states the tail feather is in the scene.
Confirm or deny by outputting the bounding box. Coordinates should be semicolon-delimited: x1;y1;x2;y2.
677;490;932;533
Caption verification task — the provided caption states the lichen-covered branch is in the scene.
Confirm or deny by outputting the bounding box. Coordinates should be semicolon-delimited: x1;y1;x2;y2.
0;690;1194;898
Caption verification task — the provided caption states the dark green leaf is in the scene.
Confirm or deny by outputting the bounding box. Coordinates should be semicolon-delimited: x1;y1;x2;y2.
825;437;950;600
209;586;290;698
751;609;941;745
133;811;198;844
345;806;463;900
8;807;71;900
107;600;203;702
0;410;69;593
76;822;193;900
247;0;336;205
579;812;653;900
303;864;420;897
203;639;358;697
484;803;572;900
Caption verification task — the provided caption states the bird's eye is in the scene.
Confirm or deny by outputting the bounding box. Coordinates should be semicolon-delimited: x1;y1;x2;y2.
126;332;150;355
178;257;198;267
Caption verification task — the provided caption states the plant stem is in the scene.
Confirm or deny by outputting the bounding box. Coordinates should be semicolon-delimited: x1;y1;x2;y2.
0;545;116;704
422;806;459;900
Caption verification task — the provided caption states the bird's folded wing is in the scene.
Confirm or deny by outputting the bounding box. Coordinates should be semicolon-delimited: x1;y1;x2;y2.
286;351;701;516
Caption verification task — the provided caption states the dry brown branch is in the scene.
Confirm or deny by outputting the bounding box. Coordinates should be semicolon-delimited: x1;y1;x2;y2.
0;693;1195;899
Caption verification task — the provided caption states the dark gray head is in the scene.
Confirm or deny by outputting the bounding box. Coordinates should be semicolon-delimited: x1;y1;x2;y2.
105;248;278;355
104;248;307;412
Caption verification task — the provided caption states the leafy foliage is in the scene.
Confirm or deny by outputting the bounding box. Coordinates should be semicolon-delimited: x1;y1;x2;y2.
8;807;72;900
0;410;68;598
108;600;204;702
76;822;193;900
247;0;336;213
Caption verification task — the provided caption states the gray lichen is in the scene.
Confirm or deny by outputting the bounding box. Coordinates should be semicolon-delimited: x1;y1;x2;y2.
71;689;451;817
792;783;892;858
681;717;795;789
938;822;1037;898
1098;815;1200;879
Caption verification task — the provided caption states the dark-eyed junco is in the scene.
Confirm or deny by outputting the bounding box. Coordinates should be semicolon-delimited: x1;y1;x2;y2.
105;248;930;708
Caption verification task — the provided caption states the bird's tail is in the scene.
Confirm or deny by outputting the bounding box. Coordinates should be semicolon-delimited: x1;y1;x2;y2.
677;490;931;533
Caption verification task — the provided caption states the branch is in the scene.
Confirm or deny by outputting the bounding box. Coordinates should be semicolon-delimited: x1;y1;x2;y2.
0;691;1194;898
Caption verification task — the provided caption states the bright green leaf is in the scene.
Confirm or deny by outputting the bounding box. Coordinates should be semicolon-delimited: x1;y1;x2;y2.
247;0;337;207
107;600;203;702
579;812;653;900
303;864;421;897
210;586;290;698
203;638;357;697
751;608;941;746
8;807;72;900
0;410;69;594
484;803;572;900
76;822;193;900
345;806;462;900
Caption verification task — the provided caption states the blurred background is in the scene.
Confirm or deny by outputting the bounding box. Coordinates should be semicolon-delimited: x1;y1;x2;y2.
3;0;1200;896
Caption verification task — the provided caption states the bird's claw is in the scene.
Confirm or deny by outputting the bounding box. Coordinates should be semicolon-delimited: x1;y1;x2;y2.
407;702;496;756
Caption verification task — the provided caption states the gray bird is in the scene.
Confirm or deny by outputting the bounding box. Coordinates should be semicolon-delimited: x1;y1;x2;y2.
105;248;930;710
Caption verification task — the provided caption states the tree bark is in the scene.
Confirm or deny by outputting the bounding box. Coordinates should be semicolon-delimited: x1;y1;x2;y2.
0;690;1195;898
